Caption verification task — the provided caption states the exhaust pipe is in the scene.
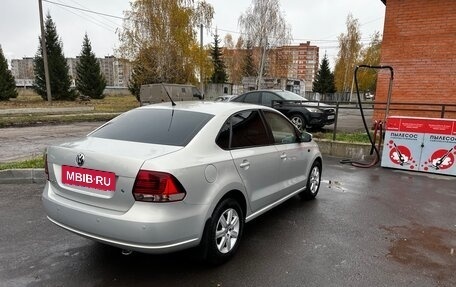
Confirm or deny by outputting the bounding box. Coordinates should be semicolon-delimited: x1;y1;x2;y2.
121;249;133;256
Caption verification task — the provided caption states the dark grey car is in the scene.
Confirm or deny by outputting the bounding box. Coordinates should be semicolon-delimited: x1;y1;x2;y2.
231;90;335;130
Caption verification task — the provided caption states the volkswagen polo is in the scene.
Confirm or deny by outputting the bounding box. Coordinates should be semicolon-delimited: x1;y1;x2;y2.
42;101;322;264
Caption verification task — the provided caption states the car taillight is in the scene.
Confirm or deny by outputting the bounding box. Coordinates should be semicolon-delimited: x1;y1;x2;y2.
133;170;186;202
44;153;49;180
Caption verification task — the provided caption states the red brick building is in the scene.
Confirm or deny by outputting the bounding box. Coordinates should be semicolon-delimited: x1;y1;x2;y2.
375;0;456;119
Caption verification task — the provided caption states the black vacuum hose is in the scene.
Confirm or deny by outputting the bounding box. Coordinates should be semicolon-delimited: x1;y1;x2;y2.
340;65;393;168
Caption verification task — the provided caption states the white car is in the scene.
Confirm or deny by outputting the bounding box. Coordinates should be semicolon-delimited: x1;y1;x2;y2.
214;95;238;102
42;101;322;264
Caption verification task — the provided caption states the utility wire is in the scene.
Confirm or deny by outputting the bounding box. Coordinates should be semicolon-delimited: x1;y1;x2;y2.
55;0;118;30
52;0;116;33
66;0;123;28
43;0;125;20
44;0;380;47
214;27;374;44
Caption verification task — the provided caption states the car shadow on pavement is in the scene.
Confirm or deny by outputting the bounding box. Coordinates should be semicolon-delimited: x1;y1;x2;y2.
48;196;320;286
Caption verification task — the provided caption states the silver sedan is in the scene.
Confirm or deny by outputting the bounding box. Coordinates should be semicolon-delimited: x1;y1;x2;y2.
42;101;322;264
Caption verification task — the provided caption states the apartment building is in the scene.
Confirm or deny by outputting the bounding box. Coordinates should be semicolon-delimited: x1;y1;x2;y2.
223;42;319;92
9;56;132;88
269;42;319;91
113;58;132;87
10;57;35;86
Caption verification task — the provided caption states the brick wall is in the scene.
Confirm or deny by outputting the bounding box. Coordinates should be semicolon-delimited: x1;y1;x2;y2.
374;0;456;120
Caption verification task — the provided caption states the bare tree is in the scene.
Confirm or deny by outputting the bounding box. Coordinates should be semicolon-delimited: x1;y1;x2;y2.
223;34;245;84
238;0;291;89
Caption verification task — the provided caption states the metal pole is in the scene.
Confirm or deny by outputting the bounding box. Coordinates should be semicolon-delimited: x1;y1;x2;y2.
384;72;394;124
349;73;355;103
38;0;52;102
200;24;204;99
257;41;267;90
332;102;339;141
441;105;446;118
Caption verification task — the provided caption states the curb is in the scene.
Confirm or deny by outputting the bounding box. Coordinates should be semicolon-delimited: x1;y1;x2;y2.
315;139;381;160
0;106;94;115
0;169;45;184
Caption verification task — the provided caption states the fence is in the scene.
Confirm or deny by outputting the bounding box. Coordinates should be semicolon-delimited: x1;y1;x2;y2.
305;92;354;102
306;100;456;141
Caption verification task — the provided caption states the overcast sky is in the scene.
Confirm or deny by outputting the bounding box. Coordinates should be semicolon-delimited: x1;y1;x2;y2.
0;0;385;67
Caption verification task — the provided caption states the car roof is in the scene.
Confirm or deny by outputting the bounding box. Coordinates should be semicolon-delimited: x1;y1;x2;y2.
138;101;276;116
243;89;283;93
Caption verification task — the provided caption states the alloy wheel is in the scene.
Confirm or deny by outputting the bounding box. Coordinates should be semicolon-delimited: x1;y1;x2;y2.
291;116;303;131
309;166;320;194
215;208;240;254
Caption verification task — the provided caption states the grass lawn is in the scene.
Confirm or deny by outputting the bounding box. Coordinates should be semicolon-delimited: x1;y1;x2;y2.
313;131;372;144
0;90;139;127
0;156;44;170
1;89;139;111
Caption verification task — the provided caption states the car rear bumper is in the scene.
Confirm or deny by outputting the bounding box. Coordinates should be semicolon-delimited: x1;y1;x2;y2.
42;181;208;254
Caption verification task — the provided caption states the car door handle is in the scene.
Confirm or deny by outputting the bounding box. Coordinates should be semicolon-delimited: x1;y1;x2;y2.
239;160;250;169
280;153;287;160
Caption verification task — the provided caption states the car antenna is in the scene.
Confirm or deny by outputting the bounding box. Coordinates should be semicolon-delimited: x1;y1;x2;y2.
161;82;176;106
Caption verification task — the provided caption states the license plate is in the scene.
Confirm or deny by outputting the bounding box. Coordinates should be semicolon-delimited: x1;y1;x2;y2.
62;165;116;191
328;115;335;120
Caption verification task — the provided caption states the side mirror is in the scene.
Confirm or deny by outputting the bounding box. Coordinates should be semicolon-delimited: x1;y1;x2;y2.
300;132;312;143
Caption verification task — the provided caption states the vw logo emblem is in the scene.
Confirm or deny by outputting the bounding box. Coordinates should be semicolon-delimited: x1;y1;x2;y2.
76;153;85;166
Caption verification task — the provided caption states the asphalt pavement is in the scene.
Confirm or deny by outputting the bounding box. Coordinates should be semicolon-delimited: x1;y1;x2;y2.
0;122;103;163
1;156;455;287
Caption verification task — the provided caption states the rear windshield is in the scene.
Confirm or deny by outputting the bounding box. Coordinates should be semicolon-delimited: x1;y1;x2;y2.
89;108;214;146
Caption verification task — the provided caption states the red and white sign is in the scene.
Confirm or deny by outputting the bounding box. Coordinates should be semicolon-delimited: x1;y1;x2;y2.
386;117;455;135
383;116;456;176
62;165;116;191
382;133;422;170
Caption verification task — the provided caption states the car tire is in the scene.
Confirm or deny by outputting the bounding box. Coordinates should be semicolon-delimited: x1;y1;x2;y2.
202;198;244;265
299;161;321;200
290;114;306;131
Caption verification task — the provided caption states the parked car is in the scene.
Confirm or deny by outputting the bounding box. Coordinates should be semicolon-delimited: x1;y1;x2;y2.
231;90;335;130
42;101;322;264
214;95;237;102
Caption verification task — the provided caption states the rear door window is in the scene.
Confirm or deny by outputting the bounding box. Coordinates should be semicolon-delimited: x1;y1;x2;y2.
261;92;282;106
243;92;261;104
90;108;213;146
231;94;245;102
230;110;272;149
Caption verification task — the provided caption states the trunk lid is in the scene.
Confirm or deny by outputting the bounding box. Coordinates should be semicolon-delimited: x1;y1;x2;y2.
47;137;182;212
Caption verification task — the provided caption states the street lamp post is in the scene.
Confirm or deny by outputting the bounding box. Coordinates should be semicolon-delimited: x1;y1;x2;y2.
38;0;52;102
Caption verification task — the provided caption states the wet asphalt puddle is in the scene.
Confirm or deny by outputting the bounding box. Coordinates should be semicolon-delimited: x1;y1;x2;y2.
381;223;456;285
322;179;347;192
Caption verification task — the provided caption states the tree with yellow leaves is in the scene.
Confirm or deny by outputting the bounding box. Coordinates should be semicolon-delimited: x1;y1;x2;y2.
334;14;362;93
118;0;214;98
